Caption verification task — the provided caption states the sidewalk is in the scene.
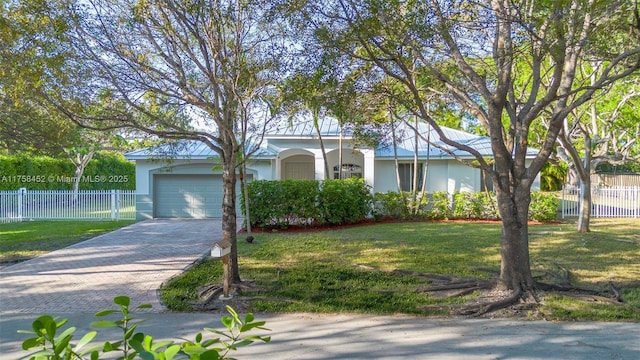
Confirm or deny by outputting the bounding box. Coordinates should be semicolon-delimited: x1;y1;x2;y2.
3;311;639;359
1;219;639;359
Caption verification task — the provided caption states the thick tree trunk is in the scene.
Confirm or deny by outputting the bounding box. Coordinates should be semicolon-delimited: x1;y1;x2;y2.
221;156;240;283
496;186;535;292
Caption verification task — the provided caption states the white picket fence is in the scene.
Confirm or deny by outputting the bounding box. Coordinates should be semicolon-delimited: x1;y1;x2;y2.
561;186;640;218
0;189;136;222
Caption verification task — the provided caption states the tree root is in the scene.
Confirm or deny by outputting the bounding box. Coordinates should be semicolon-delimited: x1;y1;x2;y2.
354;263;627;316
453;288;525;316
190;281;261;311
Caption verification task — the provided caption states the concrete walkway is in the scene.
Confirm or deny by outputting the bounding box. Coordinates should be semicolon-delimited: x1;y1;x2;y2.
1;219;639;359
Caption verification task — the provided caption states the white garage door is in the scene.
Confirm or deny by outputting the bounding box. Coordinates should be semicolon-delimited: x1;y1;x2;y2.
154;174;223;218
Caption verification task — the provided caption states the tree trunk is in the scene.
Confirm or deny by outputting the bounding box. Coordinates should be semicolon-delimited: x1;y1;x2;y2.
577;136;592;233
577;178;592;233
221;155;240;283
411;116;419;214
70;151;95;201
496;185;535;292
391;119;402;192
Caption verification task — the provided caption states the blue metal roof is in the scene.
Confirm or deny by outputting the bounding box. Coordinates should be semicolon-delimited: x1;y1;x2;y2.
125;117;538;160
125;139;277;160
265;117;344;137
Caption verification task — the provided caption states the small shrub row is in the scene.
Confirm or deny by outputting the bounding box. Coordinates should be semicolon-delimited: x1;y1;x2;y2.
0;153;135;191
371;191;450;220
244;178;372;229
374;190;559;222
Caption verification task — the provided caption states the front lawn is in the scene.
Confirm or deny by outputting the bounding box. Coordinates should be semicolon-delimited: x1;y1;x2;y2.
0;220;136;264
161;218;640;321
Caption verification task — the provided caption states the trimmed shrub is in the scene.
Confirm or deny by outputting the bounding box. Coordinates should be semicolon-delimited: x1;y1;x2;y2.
426;191;451;220
318;178;372;225
246;178;372;229
244;179;321;229
529;191;560;222
372;190;556;222
452;192;499;220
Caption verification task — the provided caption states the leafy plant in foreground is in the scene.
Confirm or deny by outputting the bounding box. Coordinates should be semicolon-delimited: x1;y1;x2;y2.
19;296;270;360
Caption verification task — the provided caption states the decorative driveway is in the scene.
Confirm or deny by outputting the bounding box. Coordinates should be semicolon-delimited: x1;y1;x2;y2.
0;219;224;313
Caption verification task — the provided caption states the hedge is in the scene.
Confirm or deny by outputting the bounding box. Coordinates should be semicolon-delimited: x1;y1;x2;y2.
0;153;135;191
374;190;559;222
244;178;372;229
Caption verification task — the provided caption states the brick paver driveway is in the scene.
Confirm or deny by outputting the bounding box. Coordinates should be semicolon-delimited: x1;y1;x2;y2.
0;219;224;313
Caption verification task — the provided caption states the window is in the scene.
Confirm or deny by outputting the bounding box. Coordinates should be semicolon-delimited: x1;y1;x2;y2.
398;163;424;191
333;164;362;179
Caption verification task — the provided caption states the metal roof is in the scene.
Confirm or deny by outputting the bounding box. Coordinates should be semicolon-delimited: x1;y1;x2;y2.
265;117;345;137
125;139;277;160
125;117;538;160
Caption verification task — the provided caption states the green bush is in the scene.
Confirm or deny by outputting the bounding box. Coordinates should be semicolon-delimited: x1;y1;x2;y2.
372;191;409;219
452;192;499;220
427;191;451;220
318;178;372;225
529;191;560;222
372;191;432;220
244;179;321;229
373;191;450;220
245;178;371;228
373;190;556;222
0;153;134;191
19;295;270;360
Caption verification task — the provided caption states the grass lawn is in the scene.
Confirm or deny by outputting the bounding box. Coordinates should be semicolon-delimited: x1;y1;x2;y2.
161;218;640;321
0;220;136;264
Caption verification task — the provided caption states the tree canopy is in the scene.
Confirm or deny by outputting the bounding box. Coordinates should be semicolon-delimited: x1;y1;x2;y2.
285;0;640;311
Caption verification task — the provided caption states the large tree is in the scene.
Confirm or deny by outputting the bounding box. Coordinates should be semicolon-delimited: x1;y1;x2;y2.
1;0;127;193
555;74;640;232
294;0;640;312
16;0;284;283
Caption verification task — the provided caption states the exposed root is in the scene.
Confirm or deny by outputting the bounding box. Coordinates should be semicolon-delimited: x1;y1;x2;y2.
355;263;627;317
453;288;526;316
190;280;260;312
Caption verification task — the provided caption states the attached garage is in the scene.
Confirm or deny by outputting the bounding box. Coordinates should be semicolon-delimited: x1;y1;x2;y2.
154;174;223;218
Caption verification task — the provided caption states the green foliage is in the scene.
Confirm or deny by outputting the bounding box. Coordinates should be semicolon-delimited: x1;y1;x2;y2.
245;178;372;228
19;296;270;360
428;192;451;220
540;162;567;191
372;191;440;220
372;191;411;219
244;179;322;229
452;192;499;220
318;178;372;225
529;192;560;222
0;153;134;190
373;191;557;222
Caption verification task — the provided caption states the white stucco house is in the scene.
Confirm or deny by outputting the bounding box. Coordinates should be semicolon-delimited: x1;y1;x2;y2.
125;118;540;219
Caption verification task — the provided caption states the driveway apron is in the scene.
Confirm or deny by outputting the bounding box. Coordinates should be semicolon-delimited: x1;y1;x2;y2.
0;219;223;313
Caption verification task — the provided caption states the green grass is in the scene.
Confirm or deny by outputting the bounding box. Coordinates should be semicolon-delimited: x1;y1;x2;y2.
161;218;640;320
0;220;136;264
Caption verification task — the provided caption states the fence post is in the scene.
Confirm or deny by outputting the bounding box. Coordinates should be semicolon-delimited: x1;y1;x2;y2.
561;187;565;219
116;190;121;220
632;186;640;218
111;190;116;220
17;188;26;221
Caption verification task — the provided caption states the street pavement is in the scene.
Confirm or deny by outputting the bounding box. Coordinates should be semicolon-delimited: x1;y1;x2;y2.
1;219;639;359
